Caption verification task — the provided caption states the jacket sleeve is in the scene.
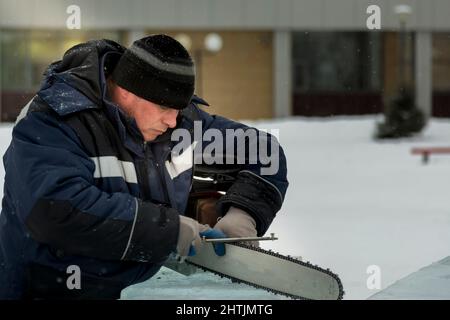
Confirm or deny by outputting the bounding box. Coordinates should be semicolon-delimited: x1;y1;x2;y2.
194;106;289;236
7;107;179;263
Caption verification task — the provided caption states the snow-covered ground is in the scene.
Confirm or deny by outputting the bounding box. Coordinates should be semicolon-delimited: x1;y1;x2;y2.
253;116;450;300
368;256;450;300
1;116;449;300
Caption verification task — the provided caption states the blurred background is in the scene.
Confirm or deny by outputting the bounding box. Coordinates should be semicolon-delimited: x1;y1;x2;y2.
0;0;449;122
1;0;450;300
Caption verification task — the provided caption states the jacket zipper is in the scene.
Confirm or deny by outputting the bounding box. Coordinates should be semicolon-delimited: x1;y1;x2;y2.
158;148;172;205
139;142;152;200
144;142;171;205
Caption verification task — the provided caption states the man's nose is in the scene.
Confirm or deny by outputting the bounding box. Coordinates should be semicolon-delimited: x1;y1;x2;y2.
163;109;179;128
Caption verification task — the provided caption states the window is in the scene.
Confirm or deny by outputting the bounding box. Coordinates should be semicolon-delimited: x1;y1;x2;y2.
0;29;124;121
292;32;382;93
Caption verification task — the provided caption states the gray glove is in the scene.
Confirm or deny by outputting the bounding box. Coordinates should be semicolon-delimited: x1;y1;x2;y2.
214;206;259;247
177;215;210;257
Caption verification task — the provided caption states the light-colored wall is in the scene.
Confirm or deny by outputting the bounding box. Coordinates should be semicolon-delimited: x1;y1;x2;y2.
273;31;292;118
152;30;273;121
1;0;450;31
415;32;432;118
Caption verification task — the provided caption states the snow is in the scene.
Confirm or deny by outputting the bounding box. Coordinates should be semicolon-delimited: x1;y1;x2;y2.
368;256;450;300
249;116;450;300
121;267;286;300
1;116;449;300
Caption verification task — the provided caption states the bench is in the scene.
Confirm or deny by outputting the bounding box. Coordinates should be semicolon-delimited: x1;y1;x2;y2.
411;147;450;164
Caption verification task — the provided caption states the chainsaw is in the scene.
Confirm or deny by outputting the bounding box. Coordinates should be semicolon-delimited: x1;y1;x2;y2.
167;165;344;300
182;234;344;300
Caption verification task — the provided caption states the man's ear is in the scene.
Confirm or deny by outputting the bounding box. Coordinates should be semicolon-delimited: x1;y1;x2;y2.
116;85;131;101
108;79;133;106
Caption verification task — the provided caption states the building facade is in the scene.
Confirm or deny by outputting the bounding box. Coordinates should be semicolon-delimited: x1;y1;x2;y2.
1;0;449;121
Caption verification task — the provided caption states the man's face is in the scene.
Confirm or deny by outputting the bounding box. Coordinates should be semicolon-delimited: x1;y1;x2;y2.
119;92;179;141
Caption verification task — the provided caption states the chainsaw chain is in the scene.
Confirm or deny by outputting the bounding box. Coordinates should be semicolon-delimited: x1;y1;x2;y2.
186;242;345;300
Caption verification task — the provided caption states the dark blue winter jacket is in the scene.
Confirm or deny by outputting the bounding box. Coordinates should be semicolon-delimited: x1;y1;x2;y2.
0;39;288;299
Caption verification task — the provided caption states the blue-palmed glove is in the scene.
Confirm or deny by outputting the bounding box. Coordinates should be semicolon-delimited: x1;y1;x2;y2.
199;229;227;256
176;216;226;258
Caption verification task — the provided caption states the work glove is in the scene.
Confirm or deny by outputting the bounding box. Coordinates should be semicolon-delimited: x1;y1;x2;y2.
176;215;226;259
214;206;260;247
199;229;227;256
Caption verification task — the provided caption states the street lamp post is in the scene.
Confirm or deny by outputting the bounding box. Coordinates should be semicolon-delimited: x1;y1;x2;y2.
394;4;413;92
376;4;425;138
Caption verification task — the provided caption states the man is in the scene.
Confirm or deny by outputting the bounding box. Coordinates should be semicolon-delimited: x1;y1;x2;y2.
0;35;288;299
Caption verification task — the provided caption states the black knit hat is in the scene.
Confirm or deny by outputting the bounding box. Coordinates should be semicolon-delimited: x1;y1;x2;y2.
111;34;195;109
